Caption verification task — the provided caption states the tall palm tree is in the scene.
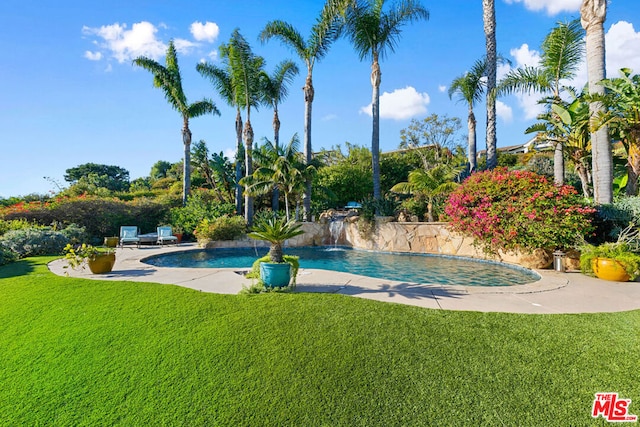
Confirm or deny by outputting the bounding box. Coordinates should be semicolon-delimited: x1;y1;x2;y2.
197;55;245;214
134;40;220;206
581;0;612;204
260;0;351;221
483;0;498;170
345;0;428;204
260;60;300;211
498;19;584;185
217;30;265;224
597;68;640;195
449;58;487;173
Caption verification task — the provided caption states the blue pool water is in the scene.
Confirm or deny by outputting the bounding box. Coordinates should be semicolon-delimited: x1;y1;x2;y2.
144;247;539;287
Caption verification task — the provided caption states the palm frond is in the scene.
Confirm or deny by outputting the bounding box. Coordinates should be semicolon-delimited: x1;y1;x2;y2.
260;20;308;62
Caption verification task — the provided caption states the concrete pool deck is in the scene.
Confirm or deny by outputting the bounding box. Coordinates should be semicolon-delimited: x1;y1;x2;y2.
48;243;640;314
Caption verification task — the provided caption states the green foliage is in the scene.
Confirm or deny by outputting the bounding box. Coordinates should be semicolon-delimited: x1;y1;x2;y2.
399;114;464;168
580;234;640;280
245;254;300;289
193;215;246;242
0;228;70;258
64;163;130;192
400;196;427;220
445;168;596;254
63;243;114;271
0;219;43;236
0;246;17;266
169;190;236;235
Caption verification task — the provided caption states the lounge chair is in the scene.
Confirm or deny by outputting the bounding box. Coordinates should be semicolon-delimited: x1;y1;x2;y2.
157;226;178;246
119;226;140;248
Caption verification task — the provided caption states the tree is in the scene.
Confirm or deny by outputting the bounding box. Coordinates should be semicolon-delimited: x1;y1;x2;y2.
345;0;428;205
398;114;463;169
483;0;498;170
498;19;584;185
149;160;173;181
64;163;130;192
449;58;488;173
260;0;351;221
260;60;300;211
191;140;235;203
134;40;220;206
581;0;612;204
391;163;462;222
597;69;640;195
241;134;310;220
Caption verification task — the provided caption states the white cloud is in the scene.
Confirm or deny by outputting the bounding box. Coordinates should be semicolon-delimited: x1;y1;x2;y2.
322;114;338;121
82;21;166;63
496;100;513;123
360;86;430;120
190;21;220;43
173;38;197;54
84;50;102;61
503;0;580;15
438;85;447;93
605;21;640;77
504;44;544;119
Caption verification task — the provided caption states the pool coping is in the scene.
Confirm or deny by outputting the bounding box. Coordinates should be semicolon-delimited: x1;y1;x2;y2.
48;243;640;314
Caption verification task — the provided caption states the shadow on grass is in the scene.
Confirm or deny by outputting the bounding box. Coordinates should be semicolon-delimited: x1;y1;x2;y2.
298;281;466;303
0;259;37;279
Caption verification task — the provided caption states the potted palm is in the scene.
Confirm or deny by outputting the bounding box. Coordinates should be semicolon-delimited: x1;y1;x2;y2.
63;243;116;274
248;216;304;287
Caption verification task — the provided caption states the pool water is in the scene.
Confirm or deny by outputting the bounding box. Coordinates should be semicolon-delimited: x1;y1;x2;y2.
144;247;539;287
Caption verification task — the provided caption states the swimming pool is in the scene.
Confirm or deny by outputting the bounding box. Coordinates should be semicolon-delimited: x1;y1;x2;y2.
143;247;539;287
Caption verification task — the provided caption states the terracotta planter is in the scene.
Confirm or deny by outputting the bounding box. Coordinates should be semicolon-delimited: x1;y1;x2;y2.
88;253;116;274
174;233;183;243
591;257;630;282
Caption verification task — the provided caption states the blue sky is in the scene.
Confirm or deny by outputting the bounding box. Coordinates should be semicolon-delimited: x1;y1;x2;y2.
1;0;639;198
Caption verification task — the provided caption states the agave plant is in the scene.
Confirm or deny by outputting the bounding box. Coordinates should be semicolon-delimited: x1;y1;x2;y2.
248;217;304;263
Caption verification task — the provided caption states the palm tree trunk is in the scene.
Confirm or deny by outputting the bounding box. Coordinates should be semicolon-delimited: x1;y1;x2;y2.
468;108;477;173
284;192;290;221
303;72;314;222
272;109;281;211
181;119;192;207
483;0;498;170
581;0;612;204
269;242;283;263
235;110;244;215
553;142;565;185
371;57;382;204
575;161;592;198
244;119;254;225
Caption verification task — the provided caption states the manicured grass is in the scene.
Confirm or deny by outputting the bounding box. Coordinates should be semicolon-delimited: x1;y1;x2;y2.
1;257;638;426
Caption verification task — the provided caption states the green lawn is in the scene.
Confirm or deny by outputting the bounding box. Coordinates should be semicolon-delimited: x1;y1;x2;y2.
1;257;638;426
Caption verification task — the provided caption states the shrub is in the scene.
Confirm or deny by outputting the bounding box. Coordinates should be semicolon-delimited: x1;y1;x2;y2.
444;168;596;254
194;215;246;242
0;228;70;258
0;219;44;236
170;190;235;234
0;246;17;266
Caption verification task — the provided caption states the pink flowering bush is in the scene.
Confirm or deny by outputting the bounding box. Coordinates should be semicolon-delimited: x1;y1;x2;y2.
444;168;596;254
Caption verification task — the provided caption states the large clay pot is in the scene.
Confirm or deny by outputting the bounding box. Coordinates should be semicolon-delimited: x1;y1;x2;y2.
260;263;291;288
88;253;116;274
591;257;630;282
104;237;119;248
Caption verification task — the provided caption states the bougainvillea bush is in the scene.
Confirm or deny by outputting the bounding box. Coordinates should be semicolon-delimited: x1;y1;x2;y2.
444;168;596;254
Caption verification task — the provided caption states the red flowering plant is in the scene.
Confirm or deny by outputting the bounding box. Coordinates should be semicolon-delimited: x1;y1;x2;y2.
443;168;596;255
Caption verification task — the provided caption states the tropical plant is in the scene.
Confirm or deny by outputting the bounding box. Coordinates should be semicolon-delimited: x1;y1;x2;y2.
241;134;310;221
133;40;220;206
581;0;612;204
444;168;596;255
482;0;497;170
191;140;235;203
260;0;351;220
596;68;640;195
63;243;114;271
498;19;585;185
260;60;300;210
344;0;428;204
248;216;305;264
580;226;640;280
391;164;462;222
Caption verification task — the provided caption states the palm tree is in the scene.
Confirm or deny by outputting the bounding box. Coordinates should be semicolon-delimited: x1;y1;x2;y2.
260;0;351;221
197;55;245;214
248;217;305;264
345;0;428;204
498;19;584;185
260;60;300;211
241;134;310;221
449;58;487;173
581;0;612;204
134;40;220;206
483;0;497;170
390;163;462;222
597;69;640;195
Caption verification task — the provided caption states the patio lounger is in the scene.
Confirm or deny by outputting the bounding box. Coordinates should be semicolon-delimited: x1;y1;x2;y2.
119;226;140;248
157;226;178;246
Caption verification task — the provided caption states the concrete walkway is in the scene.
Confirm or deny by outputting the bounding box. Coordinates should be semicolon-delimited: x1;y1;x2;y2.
48;244;640;314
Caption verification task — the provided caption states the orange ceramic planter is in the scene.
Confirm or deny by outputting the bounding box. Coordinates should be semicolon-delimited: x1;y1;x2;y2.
591;257;630;282
88;253;116;274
